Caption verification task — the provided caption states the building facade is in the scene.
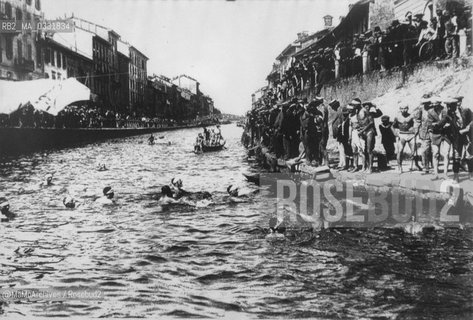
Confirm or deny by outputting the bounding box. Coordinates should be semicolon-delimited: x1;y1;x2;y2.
0;0;44;80
129;46;148;115
39;36;93;84
117;49;130;114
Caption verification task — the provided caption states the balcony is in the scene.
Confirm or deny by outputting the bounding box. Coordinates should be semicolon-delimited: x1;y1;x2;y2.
14;57;35;72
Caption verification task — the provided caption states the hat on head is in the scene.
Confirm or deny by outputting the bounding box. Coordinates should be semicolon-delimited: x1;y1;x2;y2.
443;98;457;105
420;97;431;104
381;115;390;121
454;96;464;101
405;11;413;18
392;19;400;26
362;101;373;107
414;13;424;19
350;98;362;106
431;97;442;105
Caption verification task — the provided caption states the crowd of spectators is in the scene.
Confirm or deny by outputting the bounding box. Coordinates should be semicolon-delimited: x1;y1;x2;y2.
266;9;470;103
243;94;471;181
0;103;217;129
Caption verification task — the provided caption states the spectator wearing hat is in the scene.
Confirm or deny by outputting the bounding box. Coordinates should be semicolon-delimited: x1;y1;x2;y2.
388;20;403;68
348;98;366;172
427;98;452;179
330;99;345;168
416;98;434;174
358;102;378;172
416;20;437;49
273;103;288;158
454;95;473;174
339;106;353;170
300;101;319;164
314;98;330;166
379;115;396;160
444;98;464;181
443;10;459;58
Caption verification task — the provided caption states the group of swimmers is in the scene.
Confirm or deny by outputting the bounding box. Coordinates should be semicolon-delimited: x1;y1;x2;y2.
0;165;257;221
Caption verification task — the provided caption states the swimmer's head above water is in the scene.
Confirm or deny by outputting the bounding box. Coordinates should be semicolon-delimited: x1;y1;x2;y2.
103;186;115;199
171;178;183;189
45;174;53;185
161;185;173;198
0;198;10;216
63;196;76;209
227;185;239;197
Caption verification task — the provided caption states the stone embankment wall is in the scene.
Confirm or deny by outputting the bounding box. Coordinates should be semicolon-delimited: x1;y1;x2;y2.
296;57;472;118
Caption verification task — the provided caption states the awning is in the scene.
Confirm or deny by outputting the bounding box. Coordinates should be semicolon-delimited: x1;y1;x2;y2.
0;78;90;115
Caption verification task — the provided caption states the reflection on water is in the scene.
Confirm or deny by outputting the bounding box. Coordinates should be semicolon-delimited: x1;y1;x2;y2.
0;124;472;318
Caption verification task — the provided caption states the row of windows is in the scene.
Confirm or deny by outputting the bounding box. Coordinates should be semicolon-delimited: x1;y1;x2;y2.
129;65;146;80
129;79;144;93
2;0;41;20
93;41;115;67
130;52;146;69
43;48;67;69
0;37;33;63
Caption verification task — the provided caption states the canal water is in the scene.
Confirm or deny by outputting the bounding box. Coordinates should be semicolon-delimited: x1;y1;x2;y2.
0;124;472;318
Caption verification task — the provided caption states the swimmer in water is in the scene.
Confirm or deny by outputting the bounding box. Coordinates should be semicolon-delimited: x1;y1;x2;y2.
148;134;155;145
227;185;240;197
39;174;54;187
171;178;187;198
268;216;286;234
158;185;178;205
226;184;258;198
96;186;115;205
0;198;14;220
97;163;108;171
63;196;77;209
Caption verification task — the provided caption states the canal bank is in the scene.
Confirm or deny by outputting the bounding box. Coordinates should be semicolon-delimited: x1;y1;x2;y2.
0;123;210;156
248;143;473;225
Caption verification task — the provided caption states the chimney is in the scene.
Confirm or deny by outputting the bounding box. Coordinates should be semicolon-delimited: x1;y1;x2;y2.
323;15;333;28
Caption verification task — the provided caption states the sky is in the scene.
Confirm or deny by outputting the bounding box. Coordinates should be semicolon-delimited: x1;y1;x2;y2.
42;0;352;115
